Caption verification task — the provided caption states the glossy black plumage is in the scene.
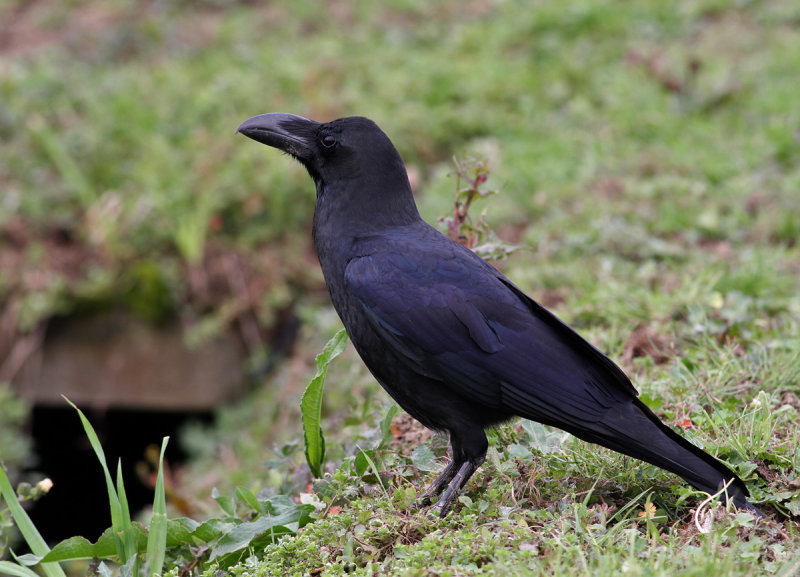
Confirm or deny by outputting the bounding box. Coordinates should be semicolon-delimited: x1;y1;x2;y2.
237;113;759;516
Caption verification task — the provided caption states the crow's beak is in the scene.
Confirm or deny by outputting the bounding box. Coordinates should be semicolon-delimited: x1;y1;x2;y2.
236;113;320;160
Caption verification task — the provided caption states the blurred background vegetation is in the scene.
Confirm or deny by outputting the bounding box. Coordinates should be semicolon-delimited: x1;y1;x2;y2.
3;0;796;340
1;0;799;568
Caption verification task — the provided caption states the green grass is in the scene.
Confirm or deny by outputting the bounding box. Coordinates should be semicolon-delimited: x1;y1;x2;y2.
185;496;791;577
1;402;171;577
2;0;799;575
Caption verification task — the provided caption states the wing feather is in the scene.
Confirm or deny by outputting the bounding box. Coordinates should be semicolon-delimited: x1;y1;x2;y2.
344;240;638;424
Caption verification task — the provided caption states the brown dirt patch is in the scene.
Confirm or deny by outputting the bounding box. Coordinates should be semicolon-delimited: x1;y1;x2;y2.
621;323;677;365
390;412;433;452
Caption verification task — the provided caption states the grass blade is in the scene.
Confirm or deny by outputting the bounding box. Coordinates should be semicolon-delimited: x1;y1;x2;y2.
0;468;67;577
145;437;170;576
354;446;388;499
116;460;139;570
27;114;95;208
301;328;349;477
62;397;127;562
0;560;42;577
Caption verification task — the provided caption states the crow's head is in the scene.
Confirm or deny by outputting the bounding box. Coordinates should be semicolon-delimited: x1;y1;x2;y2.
237;113;418;228
237;113;404;187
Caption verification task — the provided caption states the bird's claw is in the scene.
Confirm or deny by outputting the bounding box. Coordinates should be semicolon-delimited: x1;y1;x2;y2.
412;495;433;509
413;492;458;518
419;500;452;518
413;492;455;517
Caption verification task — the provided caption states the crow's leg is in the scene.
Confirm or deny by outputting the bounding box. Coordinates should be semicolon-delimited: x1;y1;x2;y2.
416;427;488;516
431;459;482;517
416;459;460;507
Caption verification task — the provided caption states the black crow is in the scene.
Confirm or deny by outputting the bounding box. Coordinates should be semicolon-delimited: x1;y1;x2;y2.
237;113;760;516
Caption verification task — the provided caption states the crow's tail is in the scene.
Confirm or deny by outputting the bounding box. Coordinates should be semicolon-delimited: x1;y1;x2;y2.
573;398;761;515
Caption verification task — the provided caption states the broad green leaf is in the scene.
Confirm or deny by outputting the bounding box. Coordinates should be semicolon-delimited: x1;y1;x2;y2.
119;555;137;577
212;487;235;516
192;518;238;544
209;518;292;559
354;450;371;477
165;517;200;546
506;443;531;460
235;486;262;513
40;525;147;563
410;444;442;473
11;555;40;567
519;419;570;454
301;328;349;477
352;448;387;498
39;537;99;562
209;499;314;559
379;404;401;446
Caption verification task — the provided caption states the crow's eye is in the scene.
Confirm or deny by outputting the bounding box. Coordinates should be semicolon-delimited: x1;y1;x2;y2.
321;134;337;149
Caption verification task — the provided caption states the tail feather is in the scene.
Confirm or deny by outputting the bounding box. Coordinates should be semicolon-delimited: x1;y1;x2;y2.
570;398;759;513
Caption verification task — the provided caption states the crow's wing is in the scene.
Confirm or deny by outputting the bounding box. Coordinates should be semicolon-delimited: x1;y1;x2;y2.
344;237;638;427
